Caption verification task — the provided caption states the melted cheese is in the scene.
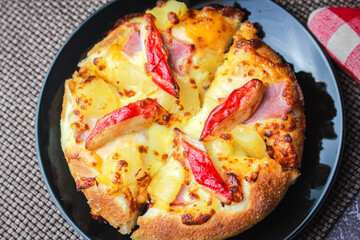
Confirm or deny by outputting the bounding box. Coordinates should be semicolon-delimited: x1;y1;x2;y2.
172;10;241;98
180;10;235;50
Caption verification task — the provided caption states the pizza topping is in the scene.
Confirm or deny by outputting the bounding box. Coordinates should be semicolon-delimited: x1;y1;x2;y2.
175;129;233;203
200;79;265;141
144;14;180;98
74;77;121;118
245;82;293;123
181;209;215;225
76;177;96;191
231;126;268;159
122;29;143;57
147;158;186;204
161;33;194;75
226;173;243;202
85;98;170;150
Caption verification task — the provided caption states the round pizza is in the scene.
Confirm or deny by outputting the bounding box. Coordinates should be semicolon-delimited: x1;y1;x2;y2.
60;0;305;239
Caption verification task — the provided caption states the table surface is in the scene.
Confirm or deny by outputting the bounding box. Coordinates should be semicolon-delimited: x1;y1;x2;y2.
0;0;359;239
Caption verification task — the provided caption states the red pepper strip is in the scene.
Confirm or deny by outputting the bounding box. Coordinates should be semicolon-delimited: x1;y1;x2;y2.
144;14;179;98
85;98;169;150
182;139;233;202
200;79;265;141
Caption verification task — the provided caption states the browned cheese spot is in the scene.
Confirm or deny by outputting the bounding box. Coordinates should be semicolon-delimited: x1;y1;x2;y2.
188;191;200;200
84;75;95;84
124;88;136;97
226;173;243;202
181;209;216;225
112;172;122;184
138;145;149;154
76;177;95;191
122;188;139;213
78;67;88;76
117;160;128;171
244;170;259;182
220;133;232;140
167;11;180;24
98;65;105;71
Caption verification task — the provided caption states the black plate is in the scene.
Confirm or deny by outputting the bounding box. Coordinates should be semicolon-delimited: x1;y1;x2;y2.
35;0;344;239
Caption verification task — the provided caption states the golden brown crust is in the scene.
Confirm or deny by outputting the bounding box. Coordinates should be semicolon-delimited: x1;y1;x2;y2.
66;152;139;233
133;159;292;240
291;110;306;163
83;185;131;228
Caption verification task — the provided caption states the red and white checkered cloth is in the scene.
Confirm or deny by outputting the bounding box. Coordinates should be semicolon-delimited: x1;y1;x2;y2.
308;7;360;83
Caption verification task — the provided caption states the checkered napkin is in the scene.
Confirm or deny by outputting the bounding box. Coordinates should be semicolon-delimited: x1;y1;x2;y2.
308;7;360;83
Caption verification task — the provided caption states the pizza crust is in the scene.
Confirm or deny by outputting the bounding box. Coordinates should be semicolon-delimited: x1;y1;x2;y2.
83;184;140;234
64;150;140;234
132;158;293;240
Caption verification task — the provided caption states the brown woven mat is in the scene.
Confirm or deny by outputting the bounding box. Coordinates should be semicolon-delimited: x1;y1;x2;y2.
0;0;359;239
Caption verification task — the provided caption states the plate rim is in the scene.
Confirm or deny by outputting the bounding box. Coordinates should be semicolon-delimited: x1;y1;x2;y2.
35;1;119;239
35;0;345;239
258;1;345;238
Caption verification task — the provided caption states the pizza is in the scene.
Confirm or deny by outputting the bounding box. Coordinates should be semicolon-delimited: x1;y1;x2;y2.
60;0;305;239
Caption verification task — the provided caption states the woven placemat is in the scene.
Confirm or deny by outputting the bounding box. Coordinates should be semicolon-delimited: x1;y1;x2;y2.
0;0;359;239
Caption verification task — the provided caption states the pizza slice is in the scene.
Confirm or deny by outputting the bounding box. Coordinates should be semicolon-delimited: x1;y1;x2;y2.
61;74;178;233
186;20;305;169
132;129;294;240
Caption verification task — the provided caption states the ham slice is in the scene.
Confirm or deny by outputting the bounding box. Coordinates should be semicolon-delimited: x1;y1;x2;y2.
122;29;193;76
161;33;193;75
122;30;143;57
245;82;292;123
